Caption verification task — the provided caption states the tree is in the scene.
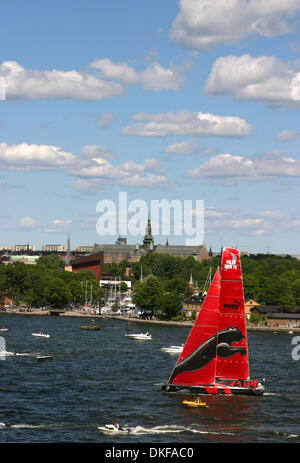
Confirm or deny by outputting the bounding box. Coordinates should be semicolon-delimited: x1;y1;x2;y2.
159;291;183;320
132;276;164;316
44;278;71;308
38;254;65;270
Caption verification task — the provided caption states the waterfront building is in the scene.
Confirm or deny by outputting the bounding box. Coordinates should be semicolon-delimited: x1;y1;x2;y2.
69;251;105;282
183;294;204;318
92;217;210;264
251;305;300;328
244;299;261;319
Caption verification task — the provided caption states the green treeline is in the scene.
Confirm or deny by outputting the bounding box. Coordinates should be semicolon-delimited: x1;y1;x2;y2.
105;253;300;317
1;252;300;317
0;254;107;309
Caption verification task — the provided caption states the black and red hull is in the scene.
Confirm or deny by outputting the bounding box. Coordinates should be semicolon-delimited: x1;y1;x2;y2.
161;382;264;396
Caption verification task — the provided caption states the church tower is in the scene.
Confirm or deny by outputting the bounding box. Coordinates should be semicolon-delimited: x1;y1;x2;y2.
143;216;154;252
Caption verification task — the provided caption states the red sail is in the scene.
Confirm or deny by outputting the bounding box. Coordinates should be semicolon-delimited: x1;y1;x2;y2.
215;248;249;380
169;268;220;386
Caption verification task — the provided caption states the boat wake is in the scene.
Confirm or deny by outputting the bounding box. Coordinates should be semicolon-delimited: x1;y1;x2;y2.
98;424;235;436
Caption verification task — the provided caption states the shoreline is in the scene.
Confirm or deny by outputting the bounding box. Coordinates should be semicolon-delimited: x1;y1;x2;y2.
1;309;300;333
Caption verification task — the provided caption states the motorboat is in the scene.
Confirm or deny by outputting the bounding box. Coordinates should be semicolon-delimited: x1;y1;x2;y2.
97;423;130;434
161;345;183;354
125;332;152;340
0;350;15;356
182;397;206;408
36;354;54;361
0;327;8;332
32;332;50;338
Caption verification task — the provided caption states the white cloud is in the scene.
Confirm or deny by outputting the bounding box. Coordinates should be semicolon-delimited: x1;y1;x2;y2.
0;61;124;101
80;144;116;160
121;111;253;138
140;63;186;91
96;112;116;128
91;58;186;92
275;130;299;141
0;58;188;102
0;142;76;171
162;140;200;155
0;141;168;191
90;58;139;83
170;0;300;50
51;219;72;226
18;217;36;228
187;150;300;185
204;54;300;108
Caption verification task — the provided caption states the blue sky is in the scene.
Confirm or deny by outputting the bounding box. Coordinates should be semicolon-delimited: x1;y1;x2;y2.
1;0;300;254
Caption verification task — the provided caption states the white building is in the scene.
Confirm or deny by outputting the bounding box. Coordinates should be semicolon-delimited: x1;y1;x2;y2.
42;244;66;252
11;244;35;252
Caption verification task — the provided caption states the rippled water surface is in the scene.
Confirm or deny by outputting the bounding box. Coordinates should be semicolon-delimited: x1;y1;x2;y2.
0;314;299;443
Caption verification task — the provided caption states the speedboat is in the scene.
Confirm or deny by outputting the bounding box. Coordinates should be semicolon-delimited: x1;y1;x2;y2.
32;332;50;338
182;397;206;408
125;332;152;340
161;345;183;354
0;350;15;356
98;424;130;434
36;354;54;361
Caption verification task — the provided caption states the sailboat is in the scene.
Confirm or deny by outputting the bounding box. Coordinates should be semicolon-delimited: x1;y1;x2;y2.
161;248;264;396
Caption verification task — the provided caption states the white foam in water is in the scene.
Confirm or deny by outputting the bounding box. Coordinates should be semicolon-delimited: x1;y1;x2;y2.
10;424;46;429
101;424;236;436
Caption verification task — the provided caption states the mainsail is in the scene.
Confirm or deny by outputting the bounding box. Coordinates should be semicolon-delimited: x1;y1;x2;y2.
168;267;220;386
166;248;250;388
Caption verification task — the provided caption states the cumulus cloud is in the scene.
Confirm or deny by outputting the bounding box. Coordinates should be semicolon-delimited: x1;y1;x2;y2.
51;219;72;226
0;58;188;102
18;217;36;228
121;111;253;138
204;54;300;108
275;130;299;141
187;150;300;185
80;144;116;160
170;0;300;50
90;58;139;84
0;142;76;171
162;140;201;155
91;58;186;92
96;112;116;128
0;61;124;101
0;141;168;191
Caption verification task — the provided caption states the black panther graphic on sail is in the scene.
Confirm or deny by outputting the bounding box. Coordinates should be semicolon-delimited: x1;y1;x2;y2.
169;326;246;383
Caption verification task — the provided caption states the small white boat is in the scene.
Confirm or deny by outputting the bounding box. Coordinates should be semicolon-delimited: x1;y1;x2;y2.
36;354;53;361
125;332;152;340
0;327;8;332
0;350;15;356
161;345;183;354
32;332;50;338
98;424;130;434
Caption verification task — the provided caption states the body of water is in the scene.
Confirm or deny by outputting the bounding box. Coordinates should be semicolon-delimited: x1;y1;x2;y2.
0;314;299;443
